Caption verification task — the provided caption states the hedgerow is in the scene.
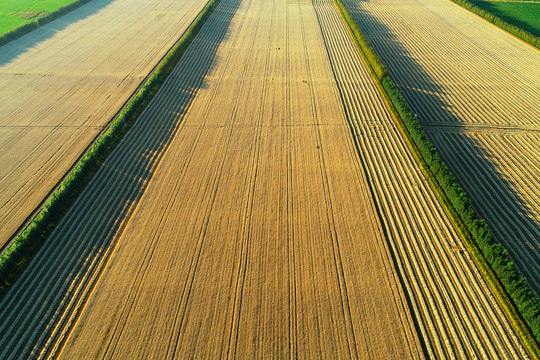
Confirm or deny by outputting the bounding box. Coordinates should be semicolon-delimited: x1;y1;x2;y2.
334;0;540;355
0;0;221;296
382;70;540;350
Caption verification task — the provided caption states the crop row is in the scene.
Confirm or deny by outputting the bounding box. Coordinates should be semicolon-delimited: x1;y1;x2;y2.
333;0;540;355
0;0;221;296
316;0;529;356
0;0;240;355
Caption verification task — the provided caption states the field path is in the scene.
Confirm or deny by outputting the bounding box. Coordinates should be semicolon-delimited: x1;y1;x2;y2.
0;0;209;248
343;0;540;292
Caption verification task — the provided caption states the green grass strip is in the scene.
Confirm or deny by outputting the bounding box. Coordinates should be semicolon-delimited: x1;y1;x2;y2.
0;0;221;297
450;0;540;49
470;1;540;37
0;0;95;47
333;0;540;357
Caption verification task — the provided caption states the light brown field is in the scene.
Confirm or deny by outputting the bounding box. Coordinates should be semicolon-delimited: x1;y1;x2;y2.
46;0;528;358
0;0;208;248
0;0;532;358
314;0;530;356
344;0;540;291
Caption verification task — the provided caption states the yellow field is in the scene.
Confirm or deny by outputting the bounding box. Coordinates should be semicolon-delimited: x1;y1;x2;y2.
56;0;424;357
0;0;534;358
0;0;208;247
345;0;540;292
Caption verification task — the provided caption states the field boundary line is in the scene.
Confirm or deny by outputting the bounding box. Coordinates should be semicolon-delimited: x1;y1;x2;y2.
332;0;540;357
2;1;219;253
0;0;221;297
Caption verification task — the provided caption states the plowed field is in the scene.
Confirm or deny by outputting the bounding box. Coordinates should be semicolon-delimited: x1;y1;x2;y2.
0;0;533;358
56;0;424;357
0;0;208;248
344;0;540;292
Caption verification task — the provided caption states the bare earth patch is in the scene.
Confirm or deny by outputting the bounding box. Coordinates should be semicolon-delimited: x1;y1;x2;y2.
17;11;48;20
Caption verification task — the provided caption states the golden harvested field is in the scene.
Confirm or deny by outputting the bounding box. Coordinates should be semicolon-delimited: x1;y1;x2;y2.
344;0;540;291
50;0;426;357
0;0;208;248
0;0;535;358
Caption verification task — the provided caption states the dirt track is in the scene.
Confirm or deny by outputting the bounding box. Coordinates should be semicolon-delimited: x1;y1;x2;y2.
0;0;532;358
344;0;540;292
0;0;208;248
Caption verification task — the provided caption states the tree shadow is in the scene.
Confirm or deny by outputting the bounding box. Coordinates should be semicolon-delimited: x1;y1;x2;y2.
0;0;117;67
0;0;241;356
344;0;540;292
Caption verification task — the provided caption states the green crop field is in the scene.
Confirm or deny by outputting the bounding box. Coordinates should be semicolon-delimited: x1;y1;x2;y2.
471;0;540;37
0;0;79;35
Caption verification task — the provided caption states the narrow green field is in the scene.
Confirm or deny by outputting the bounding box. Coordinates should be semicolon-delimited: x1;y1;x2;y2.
471;0;540;37
0;0;79;35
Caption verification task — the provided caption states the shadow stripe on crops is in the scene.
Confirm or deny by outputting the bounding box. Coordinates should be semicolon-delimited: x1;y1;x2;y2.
312;0;530;357
0;0;241;357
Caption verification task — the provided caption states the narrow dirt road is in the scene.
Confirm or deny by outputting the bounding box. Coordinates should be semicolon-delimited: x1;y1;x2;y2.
344;0;540;292
0;0;208;248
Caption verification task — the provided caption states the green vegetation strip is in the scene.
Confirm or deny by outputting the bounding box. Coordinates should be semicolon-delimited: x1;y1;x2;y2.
0;0;220;297
0;0;94;47
451;0;540;49
470;1;540;37
333;0;540;356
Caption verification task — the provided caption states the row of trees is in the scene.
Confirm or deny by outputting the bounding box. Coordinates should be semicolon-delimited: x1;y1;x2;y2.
383;76;540;343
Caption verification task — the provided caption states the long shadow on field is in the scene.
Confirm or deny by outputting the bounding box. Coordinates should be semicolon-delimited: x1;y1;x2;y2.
0;0;116;67
343;0;540;292
0;0;241;357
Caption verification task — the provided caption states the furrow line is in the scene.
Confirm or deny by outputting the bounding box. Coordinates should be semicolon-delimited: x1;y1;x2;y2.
314;0;529;358
341;0;540;298
0;0;239;357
